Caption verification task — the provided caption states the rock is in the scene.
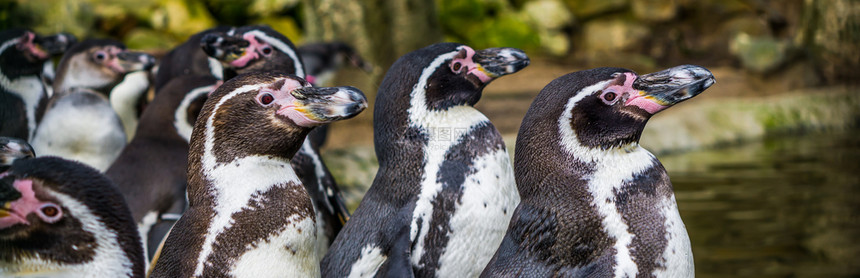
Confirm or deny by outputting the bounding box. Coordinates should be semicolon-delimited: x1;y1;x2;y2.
150;0;216;39
796;0;860;83
250;0;300;17
124;28;177;51
730;33;791;74
522;0;574;55
631;0;678;22
581;18;650;53
255;17;304;43
523;0;574;30
561;0;627;19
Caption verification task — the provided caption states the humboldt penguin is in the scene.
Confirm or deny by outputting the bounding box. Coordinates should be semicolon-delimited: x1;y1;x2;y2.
0;136;34;172
153;26;233;91
202;25;352;253
480;66;715;277
298;41;373;86
106;75;220;260
30;39;154;171
321;42;529;277
0;156;145;277
0;29;75;141
148;72;367;277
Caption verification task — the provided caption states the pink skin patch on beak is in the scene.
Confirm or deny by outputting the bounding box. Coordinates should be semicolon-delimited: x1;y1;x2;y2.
230;33;269;68
0;179;43;229
451;46;493;84
16;32;49;60
616;72;668;114
105;47;128;73
271;79;324;127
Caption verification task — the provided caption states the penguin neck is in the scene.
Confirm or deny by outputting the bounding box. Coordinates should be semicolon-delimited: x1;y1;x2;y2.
109;71;150;139
172;83;217;143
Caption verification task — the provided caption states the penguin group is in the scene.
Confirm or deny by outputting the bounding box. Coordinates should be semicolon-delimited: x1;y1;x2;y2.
0;23;714;278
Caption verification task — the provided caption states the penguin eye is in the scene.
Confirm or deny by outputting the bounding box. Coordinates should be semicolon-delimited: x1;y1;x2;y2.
93;51;107;62
258;93;275;105
600;90;619;105
37;203;63;223
451;62;462;73
261;46;273;56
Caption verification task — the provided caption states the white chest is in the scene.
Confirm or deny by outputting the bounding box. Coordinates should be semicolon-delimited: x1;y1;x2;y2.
30;92;126;172
434;148;519;277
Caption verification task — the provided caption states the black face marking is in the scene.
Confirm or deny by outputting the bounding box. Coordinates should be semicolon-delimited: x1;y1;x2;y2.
570;93;648;149
0;157;144;277
203;73;310;164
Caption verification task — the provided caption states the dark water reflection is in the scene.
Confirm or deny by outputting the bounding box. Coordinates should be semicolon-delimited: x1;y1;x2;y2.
661;130;860;278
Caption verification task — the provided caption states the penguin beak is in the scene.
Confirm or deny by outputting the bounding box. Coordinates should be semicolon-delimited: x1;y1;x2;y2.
201;33;255;67
283;86;368;127
34;32;77;56
0;178;28;229
16;32;49;61
626;65;715;114
1;140;35;166
472;47;530;83
116;51;156;72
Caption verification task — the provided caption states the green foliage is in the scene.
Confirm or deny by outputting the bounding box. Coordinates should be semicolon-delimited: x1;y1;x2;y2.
437;0;540;51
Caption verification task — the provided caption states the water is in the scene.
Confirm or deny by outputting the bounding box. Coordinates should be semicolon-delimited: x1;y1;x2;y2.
661;130;860;277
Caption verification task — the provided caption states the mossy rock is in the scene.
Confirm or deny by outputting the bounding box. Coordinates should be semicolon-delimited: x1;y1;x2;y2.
124;28;177;51
561;0;627;19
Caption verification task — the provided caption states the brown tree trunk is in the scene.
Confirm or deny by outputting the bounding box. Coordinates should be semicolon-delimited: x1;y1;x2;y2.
301;0;443;95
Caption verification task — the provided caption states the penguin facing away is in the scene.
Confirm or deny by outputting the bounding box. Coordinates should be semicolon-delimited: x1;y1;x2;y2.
153;26;233;91
480;66;715;277
298;41;373;86
148;72;367;277
105;75;219;260
0;29;75;141
202;25;353;254
30;39;155;172
321;42;529;277
0;156;145;277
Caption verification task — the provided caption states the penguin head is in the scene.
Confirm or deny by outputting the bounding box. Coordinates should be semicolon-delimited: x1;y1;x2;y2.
0;137;34;172
201;25;304;79
0;29;64;76
34;32;77;57
194;71;366;160
526;65;714;151
53;39;155;95
381;43;529;112
0;157;143;276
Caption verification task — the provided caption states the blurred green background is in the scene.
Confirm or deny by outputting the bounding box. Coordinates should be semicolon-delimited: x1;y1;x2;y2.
3;1;859;277
2;0;858;84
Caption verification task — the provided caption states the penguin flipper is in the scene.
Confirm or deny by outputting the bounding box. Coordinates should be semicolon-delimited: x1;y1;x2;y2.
375;223;415;278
